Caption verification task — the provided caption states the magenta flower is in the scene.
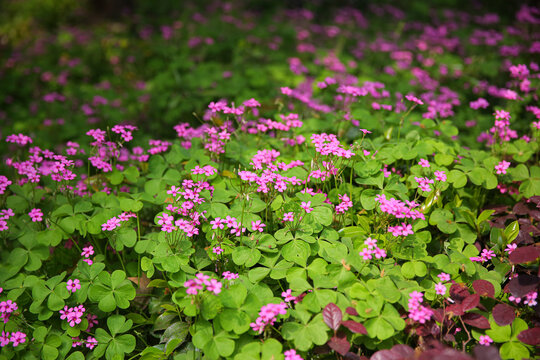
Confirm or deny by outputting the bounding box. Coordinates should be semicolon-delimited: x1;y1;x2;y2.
359;248;372;260
28;208;43;222
495;160;510;174
222;271;239;280
212;246;224;255
434;170;447;182
85;337;98;350
505;243;517;254
405;94;424;105
438;272;451;282
81;246;94;258
418;159;430;168
435;283;446;296
66;279;81;293
9;332;26;347
284;349;304;360
300;201;313;213
251;220;266;232
283;212;294;222
479;335;493;346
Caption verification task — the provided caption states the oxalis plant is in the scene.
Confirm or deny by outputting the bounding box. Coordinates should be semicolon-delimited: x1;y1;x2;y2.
1;2;540;360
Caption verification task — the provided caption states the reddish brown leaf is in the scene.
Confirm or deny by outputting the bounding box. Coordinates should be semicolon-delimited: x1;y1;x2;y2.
508;274;540;298
462;313;490;329
472;279;495;298
509;246;540;264
462;294;480;312
323;303;342;331
450;283;470;302
517;327;540;345
342;320;367;335
446;303;464;316
492;304;515;326
371;344;414;360
328;335;350;356
473;345;501;360
345;307;359;316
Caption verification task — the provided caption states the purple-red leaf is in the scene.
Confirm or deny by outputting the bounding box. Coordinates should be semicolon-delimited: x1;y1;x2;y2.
462;294;480;312
446;303;464;316
508;246;540;264
328;335;350;356
508;274;540;298
517;327;540;345
345;307;358;316
450;283;470;302
492;303;515;326
462;313;490;329
323;303;342;331
371;344;414;360
472;279;495;298
342;320;367;335
473;345;501;360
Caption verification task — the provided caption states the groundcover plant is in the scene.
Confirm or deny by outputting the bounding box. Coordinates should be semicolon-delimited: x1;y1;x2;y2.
0;1;539;359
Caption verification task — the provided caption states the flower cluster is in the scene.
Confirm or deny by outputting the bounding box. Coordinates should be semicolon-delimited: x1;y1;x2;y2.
495;160;511;175
209;216;246;237
59;305;85;327
387;223;414;237
0;300;18;323
408;291;433;324
284;349;304;360
434;272;450;296
111;124;137;142
222;271;239;280
250;302;288;333
0;208;15;232
359;237;387;260
415;176;434;192
470;248;496;263
81;245;94;265
335;194;353;214
509;291;538;307
239;151;304;193
183;273;222;295
6;133;33;146
311;133;355;158
0;176;12;195
28;208;43;222
159;179;212;237
102;212;137;231
0;332;26;347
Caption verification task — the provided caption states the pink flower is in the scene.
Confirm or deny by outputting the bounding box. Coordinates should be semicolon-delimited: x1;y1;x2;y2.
435;283;446;295
434;170;447;182
359;248;372;260
479;335;493;346
28;208;43;222
81;246;94;258
206;279;222;295
282;289;296;302
66;279;81;293
495;160;510;174
418;159;430;168
300;201;313;213
505;243;517;254
9;332;26;347
212;246;224;255
222;271;239;280
283;212;294;222
438;273;451;282
364;237;377;249
405;94;424;105
284;349;304;360
251;220;266;232
86;337;98;350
